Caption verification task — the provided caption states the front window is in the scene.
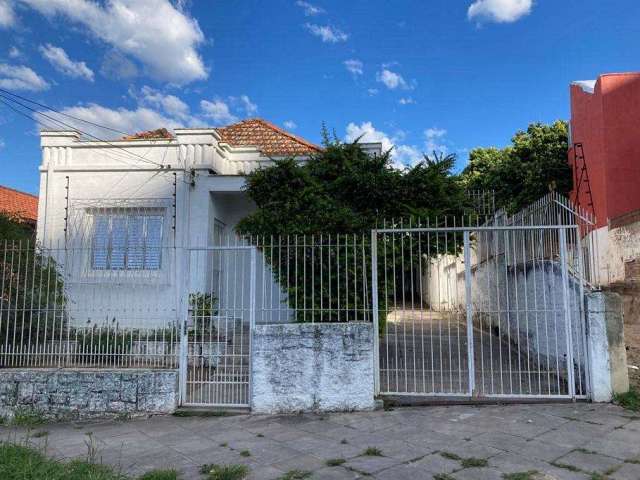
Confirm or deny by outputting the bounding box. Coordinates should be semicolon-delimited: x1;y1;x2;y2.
91;209;164;270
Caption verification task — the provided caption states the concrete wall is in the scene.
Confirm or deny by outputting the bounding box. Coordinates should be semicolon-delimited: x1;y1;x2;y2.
251;323;375;414
0;369;178;421
586;292;629;401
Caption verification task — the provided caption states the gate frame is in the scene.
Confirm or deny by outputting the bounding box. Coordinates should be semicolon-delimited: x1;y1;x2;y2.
179;245;257;407
371;224;590;400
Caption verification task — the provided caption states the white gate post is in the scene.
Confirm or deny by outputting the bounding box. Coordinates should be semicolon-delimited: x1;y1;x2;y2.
559;228;576;398
463;231;476;396
248;246;257;409
370;229;380;396
177;248;190;406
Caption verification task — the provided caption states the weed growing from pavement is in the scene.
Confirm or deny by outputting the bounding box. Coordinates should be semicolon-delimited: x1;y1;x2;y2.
362;447;383;456
325;458;346;466
433;474;456;480
277;470;312;480
32;430;49;438
340;439;348;444
11;407;47;427
502;472;538;480
239;450;251;457
614;389;640;412
138;470;180;480
200;464;249;480
551;461;582;472
439;451;462;461
461;457;488;468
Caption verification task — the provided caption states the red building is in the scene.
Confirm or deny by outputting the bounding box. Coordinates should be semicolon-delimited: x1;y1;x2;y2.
569;72;640;229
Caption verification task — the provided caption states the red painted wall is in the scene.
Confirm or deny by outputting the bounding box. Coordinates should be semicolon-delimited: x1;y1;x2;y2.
569;73;640;228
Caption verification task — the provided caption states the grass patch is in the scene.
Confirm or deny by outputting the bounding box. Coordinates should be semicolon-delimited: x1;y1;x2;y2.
362;447;383;456
433;475;456;480
137;470;180;480
550;461;582;473
502;472;538;480
172;410;228;418
239;450;251;457
461;457;488;468
614;389;640;412
439;451;462;461
325;458;346;467
200;464;249;480
277;470;312;480
11;407;47;427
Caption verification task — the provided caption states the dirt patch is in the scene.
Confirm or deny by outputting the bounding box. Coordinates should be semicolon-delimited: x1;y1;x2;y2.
607;283;640;390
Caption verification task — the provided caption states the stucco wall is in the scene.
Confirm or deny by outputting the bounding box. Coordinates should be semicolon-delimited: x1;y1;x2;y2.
0;369;178;421
251;323;375;414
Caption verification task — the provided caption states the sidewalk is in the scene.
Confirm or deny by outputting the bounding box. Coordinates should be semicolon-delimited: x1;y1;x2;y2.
2;403;640;479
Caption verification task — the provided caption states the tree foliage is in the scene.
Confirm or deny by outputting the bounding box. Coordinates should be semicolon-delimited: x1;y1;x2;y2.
461;121;571;214
237;138;473;328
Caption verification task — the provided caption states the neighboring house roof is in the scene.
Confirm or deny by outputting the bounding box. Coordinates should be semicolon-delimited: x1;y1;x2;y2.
122;128;174;140
0;185;38;223
216;118;321;156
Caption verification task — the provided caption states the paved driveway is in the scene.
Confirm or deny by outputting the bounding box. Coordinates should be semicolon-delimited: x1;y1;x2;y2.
2;403;640;479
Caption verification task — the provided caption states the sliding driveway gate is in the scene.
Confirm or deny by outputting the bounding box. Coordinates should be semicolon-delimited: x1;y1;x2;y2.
371;225;590;400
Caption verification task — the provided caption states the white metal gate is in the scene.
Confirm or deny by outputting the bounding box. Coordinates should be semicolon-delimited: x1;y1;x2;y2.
181;246;256;407
372;225;590;400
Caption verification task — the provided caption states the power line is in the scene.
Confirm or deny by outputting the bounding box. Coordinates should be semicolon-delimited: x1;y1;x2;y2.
0;87;129;136
0;92;169;169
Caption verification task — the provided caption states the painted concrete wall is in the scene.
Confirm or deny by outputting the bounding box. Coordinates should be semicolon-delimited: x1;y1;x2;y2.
569;73;640;228
586;292;629;402
0;369;177;421
251;323;375;414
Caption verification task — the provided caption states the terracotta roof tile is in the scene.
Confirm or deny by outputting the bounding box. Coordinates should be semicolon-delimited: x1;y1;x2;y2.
216;118;321;156
0;185;38;223
122;128;174;140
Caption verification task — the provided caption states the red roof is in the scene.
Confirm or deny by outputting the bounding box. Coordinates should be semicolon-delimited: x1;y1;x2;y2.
216;118;321;156
0;185;38;223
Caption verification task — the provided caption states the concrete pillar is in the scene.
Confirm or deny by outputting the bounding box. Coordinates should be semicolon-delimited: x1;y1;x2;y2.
587;291;629;402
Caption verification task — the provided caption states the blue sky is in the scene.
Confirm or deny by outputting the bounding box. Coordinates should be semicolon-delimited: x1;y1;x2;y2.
1;0;639;194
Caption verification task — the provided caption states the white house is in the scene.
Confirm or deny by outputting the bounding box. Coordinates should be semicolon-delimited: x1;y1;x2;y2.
35;119;382;331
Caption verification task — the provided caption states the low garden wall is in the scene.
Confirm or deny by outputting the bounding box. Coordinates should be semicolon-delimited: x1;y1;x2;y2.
0;369;178;421
251;322;375;414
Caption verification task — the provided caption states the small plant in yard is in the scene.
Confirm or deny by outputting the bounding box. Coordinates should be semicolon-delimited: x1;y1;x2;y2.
239;449;251;457
614;389;640;412
138;470;180;480
325;458;346;466
502;472;538;480
277;470;312;480
439;451;462;461
200;463;249;480
362;447;383;456
461;457;488;468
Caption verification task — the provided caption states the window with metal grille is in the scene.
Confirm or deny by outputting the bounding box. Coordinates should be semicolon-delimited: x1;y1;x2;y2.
91;210;164;270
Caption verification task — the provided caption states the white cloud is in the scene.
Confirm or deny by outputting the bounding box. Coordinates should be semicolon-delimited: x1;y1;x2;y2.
467;0;532;24
0;63;49;91
54;103;185;138
367;88;379;96
8;46;21;58
231;94;258;116
200;99;238;125
343;59;363;76
100;50;138;80
305;23;348;43
345;121;422;169
424;127;448;154
0;138;4;149
21;0;207;85
295;1;324;16
139;85;190;120
376;68;409;90
283;120;297;130
398;97;415;105
39;44;94;81
0;0;15;28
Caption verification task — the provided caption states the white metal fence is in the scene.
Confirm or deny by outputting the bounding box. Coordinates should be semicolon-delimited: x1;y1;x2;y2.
0;193;597;404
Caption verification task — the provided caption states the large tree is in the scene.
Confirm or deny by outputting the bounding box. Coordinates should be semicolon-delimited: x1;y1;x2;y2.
462;121;571;214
